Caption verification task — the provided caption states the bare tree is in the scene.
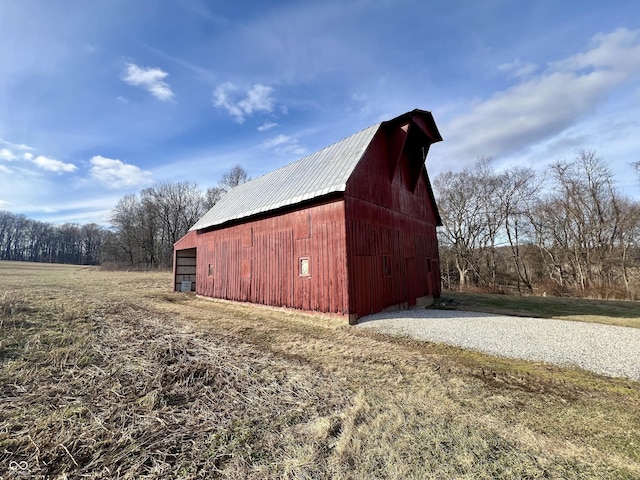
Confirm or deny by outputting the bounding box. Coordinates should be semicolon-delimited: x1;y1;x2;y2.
205;165;250;209
434;150;640;298
434;168;483;287
615;197;640;297
530;150;630;296
204;187;225;209
0;211;19;260
219;165;249;192
434;158;502;288
145;181;205;266
475;158;504;288
81;223;105;265
107;183;206;268
500;166;539;292
109;194;143;267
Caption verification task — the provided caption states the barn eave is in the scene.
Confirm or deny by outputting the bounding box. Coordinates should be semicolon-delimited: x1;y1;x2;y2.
195;191;346;234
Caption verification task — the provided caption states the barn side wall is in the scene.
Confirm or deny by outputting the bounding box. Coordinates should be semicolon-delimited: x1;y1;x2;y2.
345;124;441;319
192;199;349;315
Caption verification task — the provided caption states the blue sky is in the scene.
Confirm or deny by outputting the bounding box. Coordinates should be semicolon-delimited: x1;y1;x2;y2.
1;0;639;225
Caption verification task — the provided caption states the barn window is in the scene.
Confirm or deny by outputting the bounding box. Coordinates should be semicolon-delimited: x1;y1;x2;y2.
383;255;392;276
208;264;214;276
299;257;310;277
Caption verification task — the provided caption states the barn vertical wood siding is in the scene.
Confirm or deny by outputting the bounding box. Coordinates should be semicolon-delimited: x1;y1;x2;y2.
184;200;349;314
344;125;441;319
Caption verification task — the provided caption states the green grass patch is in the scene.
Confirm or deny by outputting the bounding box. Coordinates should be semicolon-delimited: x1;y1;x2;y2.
442;291;640;328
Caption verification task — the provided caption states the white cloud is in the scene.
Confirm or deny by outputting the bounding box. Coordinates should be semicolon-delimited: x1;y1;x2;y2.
122;63;174;101
23;152;33;160
497;58;537;78
0;139;34;152
241;84;274;114
89;155;152;189
0;165;11;174
257;122;278;131
552;28;640;73
33;155;77;173
261;134;306;156
0;148;16;161
443;28;640;162
213;82;274;123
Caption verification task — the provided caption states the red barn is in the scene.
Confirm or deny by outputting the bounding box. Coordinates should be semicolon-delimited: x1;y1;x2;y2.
173;109;442;323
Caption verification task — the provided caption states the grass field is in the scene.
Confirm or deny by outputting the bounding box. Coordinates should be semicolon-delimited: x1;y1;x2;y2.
0;261;639;478
443;291;640;329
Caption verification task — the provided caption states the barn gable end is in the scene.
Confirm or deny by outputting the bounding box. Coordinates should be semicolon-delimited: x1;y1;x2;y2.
173;109;442;323
344;112;442;319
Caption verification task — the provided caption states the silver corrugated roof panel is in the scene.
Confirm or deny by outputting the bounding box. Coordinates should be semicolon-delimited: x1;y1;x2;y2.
190;122;381;231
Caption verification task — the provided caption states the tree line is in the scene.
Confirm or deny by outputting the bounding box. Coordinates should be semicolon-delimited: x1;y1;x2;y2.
0;212;105;265
0;166;249;269
2;154;639;300
434;151;640;299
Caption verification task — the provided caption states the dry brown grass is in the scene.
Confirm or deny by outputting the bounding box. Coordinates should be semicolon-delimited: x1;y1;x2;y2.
1;261;639;478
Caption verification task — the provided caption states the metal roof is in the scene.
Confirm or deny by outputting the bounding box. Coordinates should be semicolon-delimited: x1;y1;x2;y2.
190;122;381;231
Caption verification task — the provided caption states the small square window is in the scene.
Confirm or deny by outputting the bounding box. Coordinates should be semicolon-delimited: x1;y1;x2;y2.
299;257;310;277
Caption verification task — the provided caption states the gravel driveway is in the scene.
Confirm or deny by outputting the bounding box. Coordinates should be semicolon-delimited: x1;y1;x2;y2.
357;309;640;381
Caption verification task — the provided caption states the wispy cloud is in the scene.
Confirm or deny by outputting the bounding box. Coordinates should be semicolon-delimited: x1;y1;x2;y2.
0;139;34;151
122;63;174;101
213;82;275;123
0;148;17;161
552;28;640;73
0;165;11;174
497;58;537;78
33;155;77;173
261;134;306;156
89;155;152;189
257;122;278;132
1;143;76;174
443;28;640;162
